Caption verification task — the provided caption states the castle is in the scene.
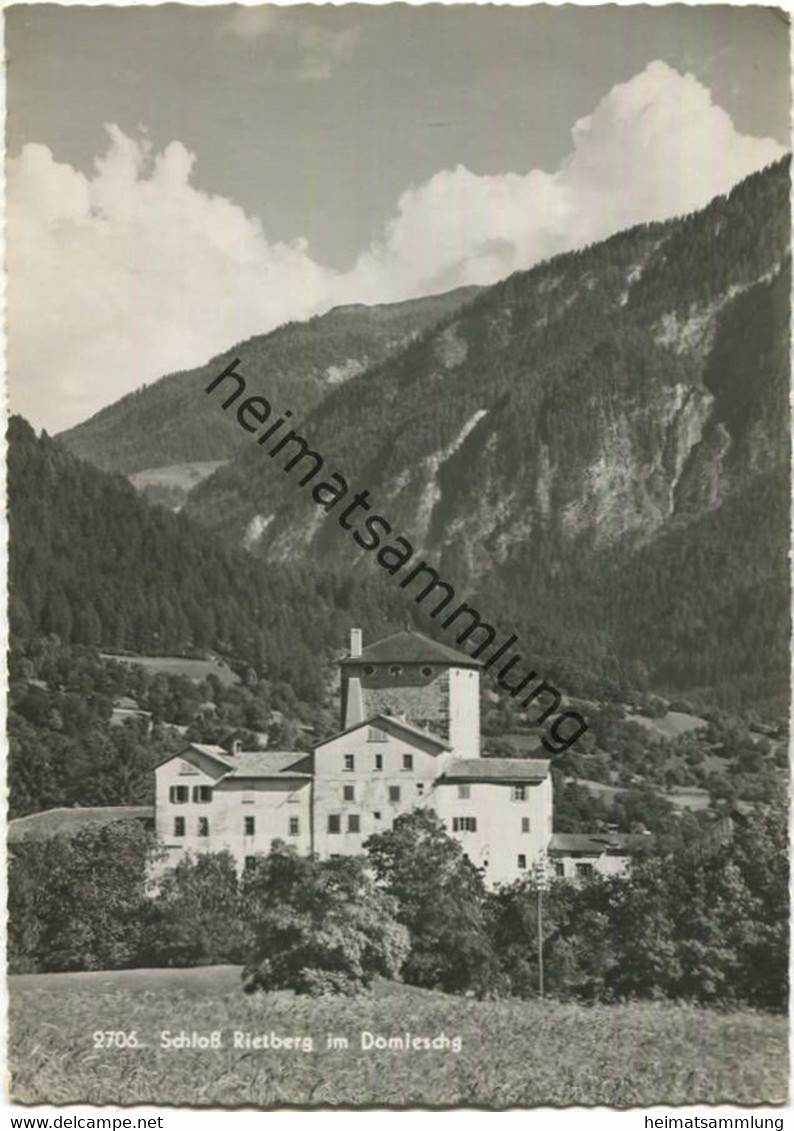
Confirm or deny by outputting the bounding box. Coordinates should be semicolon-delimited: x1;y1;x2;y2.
155;628;635;885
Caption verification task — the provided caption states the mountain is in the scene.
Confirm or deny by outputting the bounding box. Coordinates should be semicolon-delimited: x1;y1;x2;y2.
7;416;426;702
184;159;791;709
57;286;481;481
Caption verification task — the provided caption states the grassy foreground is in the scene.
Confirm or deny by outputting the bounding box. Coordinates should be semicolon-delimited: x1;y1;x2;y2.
9;969;788;1108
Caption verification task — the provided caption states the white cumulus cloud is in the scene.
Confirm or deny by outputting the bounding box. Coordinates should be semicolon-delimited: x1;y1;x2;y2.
8;61;784;434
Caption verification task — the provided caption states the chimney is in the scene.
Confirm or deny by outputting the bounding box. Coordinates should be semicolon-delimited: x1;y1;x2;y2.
350;628;362;658
344;675;365;730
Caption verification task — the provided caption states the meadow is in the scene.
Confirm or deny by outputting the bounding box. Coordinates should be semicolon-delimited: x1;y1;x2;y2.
8;968;788;1108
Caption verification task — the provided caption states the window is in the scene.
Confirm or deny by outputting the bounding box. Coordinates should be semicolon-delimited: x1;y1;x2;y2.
173;817;185;837
344;754;355;771
511;785;527;802
421;666;433;677
416;783;425;795
343;785;355;802
193;785;212;803
457;784;470;800
517;854;527;870
244;856;257;870
347;814;360;834
243;816;255;836
390;665;403;676
374;811;381;820
402;753;414;771
368;727;387;742
576;862;595;879
553;861;565;877
289;817;300;836
328;814;341;834
452;817;477;833
198;817;209;837
363;665;375;675
521;817;531;833
389;786;401;803
375;754;384;770
169;786;189;804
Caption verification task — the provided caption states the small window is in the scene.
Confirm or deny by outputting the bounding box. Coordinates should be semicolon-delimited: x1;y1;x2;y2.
417;783;425;795
375;753;384;770
457;784;470;800
374;811;381;820
173;816;185;837
344;754;355;771
244;816;255;836
521;817;531;833
554;861;565;877
389;786;401;803
363;665;375;675
348;814;360;834
289;817;300;836
421;666;433;677
328;814;341;834
517;854;527;870
402;753;414;771
452;817;477;833
244;856;257;869
368;727;387;742
197;817;209;837
193;785;212;803
343;785;355;802
390;665;403;676
576;862;595;879
511;785;527;802
169;785;189;804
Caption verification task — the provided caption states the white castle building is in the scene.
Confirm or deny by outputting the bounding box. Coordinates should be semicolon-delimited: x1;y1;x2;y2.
155;628;636;886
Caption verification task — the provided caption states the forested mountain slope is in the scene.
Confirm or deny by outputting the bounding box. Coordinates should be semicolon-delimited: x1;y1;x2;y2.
57;287;480;476
185;160;790;708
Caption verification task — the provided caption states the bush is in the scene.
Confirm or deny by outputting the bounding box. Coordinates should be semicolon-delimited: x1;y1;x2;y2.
242;843;409;996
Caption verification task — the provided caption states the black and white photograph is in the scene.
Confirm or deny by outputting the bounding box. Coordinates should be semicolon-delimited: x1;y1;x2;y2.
4;1;791;1111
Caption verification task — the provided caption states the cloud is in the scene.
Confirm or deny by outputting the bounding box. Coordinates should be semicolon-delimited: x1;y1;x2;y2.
345;60;784;301
8;61;784;433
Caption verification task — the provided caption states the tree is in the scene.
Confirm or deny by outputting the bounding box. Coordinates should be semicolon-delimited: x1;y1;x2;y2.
8;820;154;973
145;851;247;967
242;843;409;996
365;809;495;994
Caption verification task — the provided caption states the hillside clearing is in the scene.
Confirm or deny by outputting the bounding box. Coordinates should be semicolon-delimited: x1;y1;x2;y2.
9;973;787;1108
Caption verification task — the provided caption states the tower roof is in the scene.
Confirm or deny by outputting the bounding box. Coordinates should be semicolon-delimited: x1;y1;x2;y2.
340;629;482;668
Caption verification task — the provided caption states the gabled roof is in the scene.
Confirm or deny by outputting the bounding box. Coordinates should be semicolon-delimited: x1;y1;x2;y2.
340;629;482;669
215;751;312;781
548;832;652;856
154;743;233;773
313;713;451;752
442;758;550;782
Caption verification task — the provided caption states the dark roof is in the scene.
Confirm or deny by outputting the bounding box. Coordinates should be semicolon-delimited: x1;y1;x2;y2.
341;629;482;669
9;806;154;843
443;758;550;782
314;713;451;752
549;832;652;856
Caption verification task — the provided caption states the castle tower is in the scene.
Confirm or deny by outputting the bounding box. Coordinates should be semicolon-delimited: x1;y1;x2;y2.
340;627;481;757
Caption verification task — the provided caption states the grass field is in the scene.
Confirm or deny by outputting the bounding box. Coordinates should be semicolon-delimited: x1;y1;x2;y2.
8;968;788;1108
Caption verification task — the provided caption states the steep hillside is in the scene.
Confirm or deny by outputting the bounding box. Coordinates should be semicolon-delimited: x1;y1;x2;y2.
57;287;480;477
7;417;422;701
185;160;790;707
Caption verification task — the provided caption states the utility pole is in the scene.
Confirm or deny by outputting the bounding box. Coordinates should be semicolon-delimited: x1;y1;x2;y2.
537;881;544;999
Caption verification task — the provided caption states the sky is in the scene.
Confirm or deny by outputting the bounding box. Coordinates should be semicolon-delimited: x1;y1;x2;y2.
6;4;791;434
